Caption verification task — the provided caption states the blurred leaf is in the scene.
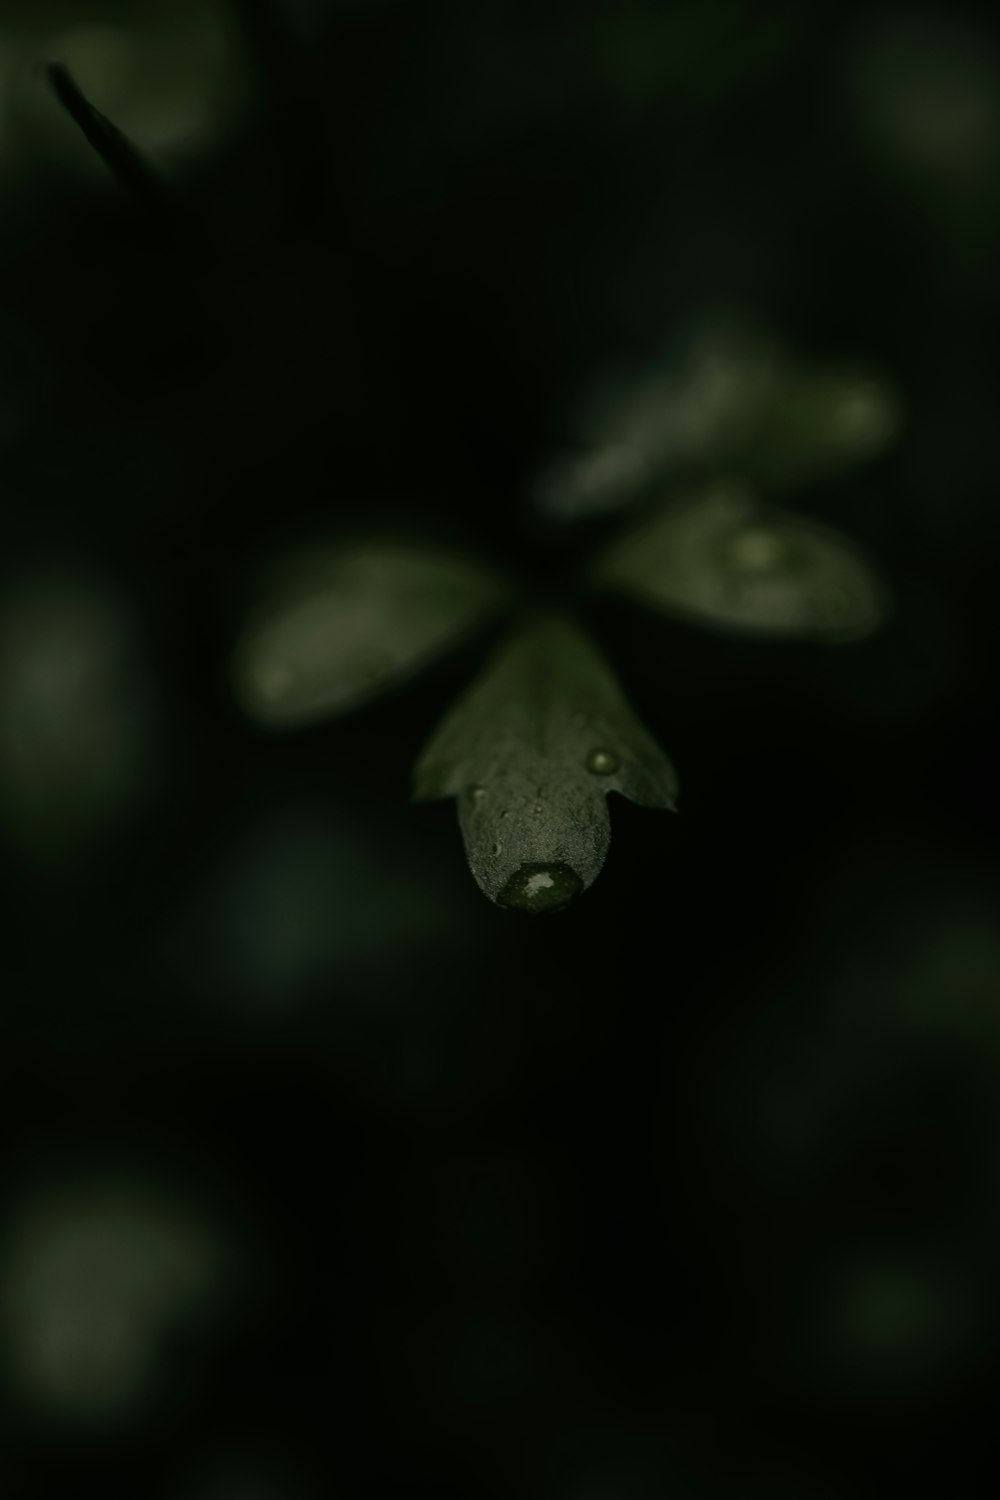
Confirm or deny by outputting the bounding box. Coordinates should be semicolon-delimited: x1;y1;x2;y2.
531;321;780;522
531;442;655;524
590;480;890;642
233;541;515;728
804;1249;984;1398
0;568;161;863
530;320;902;522
747;362;903;489
847;12;1000;183
413;612;677;912
0;1177;227;1424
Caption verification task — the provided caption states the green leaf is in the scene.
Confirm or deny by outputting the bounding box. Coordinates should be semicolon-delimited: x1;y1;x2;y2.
530;322;779;522
590;481;890;642
413;612;678;912
529;325;902;522
233;541;514;728
747;363;903;489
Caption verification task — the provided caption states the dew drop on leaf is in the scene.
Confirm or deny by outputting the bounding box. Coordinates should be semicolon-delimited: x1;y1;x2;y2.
498;863;583;915
586;748;619;775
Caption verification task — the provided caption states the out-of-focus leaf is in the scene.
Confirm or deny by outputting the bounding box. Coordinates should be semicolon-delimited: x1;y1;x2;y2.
747;363;903;488
233;542;515;729
530;443;654;524
0;1177;227;1423
0;568;161;863
531;322;780;522
529;319;902;522
590;481;890;642
805;1250;982;1395
846;12;1000;183
413;612;678;912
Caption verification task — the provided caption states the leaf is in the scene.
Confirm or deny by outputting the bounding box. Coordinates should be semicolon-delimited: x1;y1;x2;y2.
528;322;902;523
747;363;903;489
233;541;515;728
530;322;780;522
590;481;891;642
413;612;678;912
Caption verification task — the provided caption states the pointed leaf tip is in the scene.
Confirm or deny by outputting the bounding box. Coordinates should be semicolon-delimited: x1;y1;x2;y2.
413;612;679;911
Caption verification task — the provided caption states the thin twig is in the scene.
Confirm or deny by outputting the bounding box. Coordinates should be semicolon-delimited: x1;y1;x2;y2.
45;62;163;207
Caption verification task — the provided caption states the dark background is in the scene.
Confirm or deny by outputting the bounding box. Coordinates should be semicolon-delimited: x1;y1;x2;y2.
1;2;1000;1496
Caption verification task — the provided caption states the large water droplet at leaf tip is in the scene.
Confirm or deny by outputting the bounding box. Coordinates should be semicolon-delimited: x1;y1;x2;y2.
496;861;584;914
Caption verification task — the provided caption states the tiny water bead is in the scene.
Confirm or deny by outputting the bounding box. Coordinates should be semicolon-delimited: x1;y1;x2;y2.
586;748;618;775
468;785;488;802
498;862;584;914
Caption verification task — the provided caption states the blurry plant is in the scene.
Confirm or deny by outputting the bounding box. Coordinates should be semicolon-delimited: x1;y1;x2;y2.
0;1173;229;1424
0;0;251;180
38;26;900;915
530;316;901;521
0;564;162;865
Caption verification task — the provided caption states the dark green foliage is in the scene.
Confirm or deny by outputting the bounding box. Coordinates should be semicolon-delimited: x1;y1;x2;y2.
591;480;890;641
233;542;514;728
413;612;678;908
3;4;1000;1497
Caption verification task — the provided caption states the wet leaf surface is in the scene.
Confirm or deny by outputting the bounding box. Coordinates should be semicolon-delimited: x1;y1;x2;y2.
413;611;678;910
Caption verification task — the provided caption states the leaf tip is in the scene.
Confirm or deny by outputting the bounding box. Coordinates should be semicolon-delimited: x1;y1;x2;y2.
496;862;584;915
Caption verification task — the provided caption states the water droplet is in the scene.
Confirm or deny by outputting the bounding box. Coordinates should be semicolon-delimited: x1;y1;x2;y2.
532;802;542;816
586;748;618;775
498;862;583;915
469;784;487;802
492;841;503;857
